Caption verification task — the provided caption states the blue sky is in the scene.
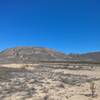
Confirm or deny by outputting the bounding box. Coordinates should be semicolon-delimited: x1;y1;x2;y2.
0;0;99;53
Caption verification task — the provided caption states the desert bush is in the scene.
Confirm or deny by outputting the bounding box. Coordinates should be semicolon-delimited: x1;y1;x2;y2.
90;81;96;98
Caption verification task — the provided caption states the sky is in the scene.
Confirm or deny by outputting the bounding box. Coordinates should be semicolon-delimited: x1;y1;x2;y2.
0;0;99;54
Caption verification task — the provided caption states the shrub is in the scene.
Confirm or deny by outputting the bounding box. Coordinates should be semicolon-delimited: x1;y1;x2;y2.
90;81;96;98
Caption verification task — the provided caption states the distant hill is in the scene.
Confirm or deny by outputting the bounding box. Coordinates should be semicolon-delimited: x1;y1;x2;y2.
68;52;100;62
0;47;69;63
0;47;100;63
81;52;100;61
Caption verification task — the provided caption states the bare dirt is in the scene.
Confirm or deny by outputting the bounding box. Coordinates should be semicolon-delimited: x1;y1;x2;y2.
0;63;100;100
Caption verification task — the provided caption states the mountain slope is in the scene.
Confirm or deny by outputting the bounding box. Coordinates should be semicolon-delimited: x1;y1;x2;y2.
0;47;100;63
68;52;100;62
81;52;100;61
0;47;69;63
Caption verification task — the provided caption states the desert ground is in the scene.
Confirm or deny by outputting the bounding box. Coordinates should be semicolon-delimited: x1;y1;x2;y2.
0;63;100;100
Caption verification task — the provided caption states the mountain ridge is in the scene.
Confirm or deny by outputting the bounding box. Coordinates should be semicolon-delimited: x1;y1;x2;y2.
0;46;100;63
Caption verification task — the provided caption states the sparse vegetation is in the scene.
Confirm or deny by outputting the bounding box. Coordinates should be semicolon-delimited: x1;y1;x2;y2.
0;63;99;100
90;81;96;98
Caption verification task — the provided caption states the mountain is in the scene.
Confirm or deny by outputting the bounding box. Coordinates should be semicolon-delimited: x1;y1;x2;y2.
81;52;100;61
68;52;100;62
0;47;100;63
0;47;69;63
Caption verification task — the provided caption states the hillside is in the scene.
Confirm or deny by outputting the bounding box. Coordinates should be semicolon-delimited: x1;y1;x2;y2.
68;52;100;62
0;47;69;63
0;47;100;63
